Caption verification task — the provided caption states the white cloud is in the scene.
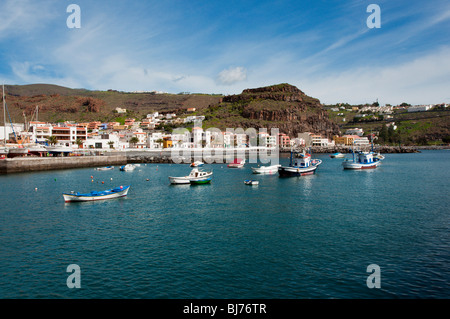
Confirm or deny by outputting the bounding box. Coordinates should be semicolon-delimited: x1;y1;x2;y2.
300;46;450;105
216;67;247;85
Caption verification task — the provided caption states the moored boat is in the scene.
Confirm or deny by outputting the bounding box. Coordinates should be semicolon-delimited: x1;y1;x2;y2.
330;152;345;158
342;150;380;169
228;158;245;168
169;168;213;185
190;161;204;167
120;164;135;171
96;166;114;171
278;151;322;177
189;169;213;184
244;180;259;186
251;164;281;175
63;185;130;202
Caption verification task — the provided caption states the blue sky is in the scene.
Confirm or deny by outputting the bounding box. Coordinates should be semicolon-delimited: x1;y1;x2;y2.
1;0;449;105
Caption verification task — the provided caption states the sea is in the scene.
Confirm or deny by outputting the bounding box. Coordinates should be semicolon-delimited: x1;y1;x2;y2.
0;150;449;299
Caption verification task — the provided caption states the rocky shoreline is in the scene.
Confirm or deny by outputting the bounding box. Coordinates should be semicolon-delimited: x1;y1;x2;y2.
284;145;450;154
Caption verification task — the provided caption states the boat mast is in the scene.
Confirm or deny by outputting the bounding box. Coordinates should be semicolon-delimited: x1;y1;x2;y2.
2;84;6;146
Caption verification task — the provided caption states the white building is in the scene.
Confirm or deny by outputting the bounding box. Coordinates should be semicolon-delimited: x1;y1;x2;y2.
345;128;364;136
408;105;433;112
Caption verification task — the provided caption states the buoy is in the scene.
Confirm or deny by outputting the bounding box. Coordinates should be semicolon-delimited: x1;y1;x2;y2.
35;188;38;191
102;181;104;184
91;179;94;182
54;178;56;181
91;175;93;179
146;178;149;181
110;178;113;181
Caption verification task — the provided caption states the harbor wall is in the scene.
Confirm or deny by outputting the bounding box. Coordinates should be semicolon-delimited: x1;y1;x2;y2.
0;155;127;174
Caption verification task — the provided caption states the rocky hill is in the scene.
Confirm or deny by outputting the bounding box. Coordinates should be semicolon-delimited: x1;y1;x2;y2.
201;83;341;138
2;84;222;124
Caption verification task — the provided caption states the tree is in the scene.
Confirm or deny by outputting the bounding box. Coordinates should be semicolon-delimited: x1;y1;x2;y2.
378;124;388;144
47;135;58;145
129;137;139;148
155;138;164;148
107;141;115;149
75;138;83;149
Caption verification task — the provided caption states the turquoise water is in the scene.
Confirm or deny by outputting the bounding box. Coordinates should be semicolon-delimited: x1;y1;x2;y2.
0;150;449;299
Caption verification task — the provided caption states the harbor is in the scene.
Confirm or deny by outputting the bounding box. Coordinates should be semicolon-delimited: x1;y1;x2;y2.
0;150;448;298
1;144;441;175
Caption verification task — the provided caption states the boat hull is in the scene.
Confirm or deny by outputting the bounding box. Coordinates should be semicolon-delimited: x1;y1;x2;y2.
169;176;191;184
278;165;318;177
63;186;130;202
342;161;380;169
96;166;114;171
190;177;212;184
251;164;280;174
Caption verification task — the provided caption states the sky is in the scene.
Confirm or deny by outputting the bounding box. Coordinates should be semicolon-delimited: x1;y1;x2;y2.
0;0;449;105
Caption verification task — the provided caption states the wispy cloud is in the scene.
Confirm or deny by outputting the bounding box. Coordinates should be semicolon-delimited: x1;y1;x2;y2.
216;67;247;85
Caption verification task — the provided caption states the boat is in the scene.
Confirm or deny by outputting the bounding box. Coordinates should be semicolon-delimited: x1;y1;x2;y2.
342;150;380;169
96;166;114;171
169;168;213;185
190;161;204;167
278;151;322;177
251;164;281;174
244;180;259;186
228;158;245;168
120;164;135;171
372;152;385;161
63;185;130;202
189;169;213;184
330;152;345;158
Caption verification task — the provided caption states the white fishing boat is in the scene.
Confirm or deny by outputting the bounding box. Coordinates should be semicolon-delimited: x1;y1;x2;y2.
244;180;259;186
251;164;281;174
63;185;130;202
342;151;381;169
120;164;135;171
228;158;245;168
278;151;322;177
96;166;114;171
169;168;213;185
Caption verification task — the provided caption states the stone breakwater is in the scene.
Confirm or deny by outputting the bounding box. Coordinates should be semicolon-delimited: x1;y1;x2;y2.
0;155;127;174
299;145;423;154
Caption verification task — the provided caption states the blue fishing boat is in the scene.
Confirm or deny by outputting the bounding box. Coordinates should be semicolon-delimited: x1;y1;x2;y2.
63;185;130;202
278;150;322;177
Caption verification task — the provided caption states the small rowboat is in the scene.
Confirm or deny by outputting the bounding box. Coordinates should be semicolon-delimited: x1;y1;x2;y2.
228;158;245;168
63;185;130;202
244;180;259;186
96;166;114;171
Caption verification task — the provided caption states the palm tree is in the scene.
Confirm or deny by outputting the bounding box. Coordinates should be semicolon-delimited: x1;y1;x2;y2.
47;135;58;146
129;137;139;148
107;141;115;149
155;138;164;149
76;138;83;149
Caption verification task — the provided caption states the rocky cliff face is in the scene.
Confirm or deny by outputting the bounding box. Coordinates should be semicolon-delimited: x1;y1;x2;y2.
208;83;340;138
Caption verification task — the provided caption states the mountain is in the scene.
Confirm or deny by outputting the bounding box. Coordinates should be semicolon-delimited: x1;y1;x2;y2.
201;83;341;138
2;84;222;124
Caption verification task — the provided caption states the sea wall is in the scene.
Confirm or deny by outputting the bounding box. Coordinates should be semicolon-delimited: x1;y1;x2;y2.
281;145;424;154
0;155;127;174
